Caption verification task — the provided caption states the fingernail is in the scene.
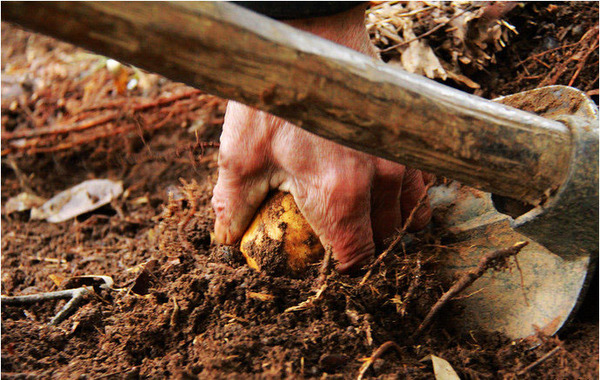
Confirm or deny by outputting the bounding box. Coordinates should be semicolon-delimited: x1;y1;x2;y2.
214;219;227;244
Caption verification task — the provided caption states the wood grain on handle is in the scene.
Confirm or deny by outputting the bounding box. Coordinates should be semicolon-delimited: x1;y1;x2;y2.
2;1;572;205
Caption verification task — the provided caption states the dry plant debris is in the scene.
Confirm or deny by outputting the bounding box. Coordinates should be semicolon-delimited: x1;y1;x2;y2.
1;23;226;157
367;1;599;99
367;1;518;89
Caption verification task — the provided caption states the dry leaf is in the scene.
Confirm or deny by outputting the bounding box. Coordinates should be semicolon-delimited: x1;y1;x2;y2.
421;354;461;380
400;39;447;79
31;179;123;223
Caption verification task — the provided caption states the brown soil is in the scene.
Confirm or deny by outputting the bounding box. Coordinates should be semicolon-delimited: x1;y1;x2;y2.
2;2;598;379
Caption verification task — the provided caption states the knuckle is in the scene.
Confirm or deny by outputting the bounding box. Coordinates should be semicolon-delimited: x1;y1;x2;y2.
375;159;405;186
402;168;423;188
211;192;228;219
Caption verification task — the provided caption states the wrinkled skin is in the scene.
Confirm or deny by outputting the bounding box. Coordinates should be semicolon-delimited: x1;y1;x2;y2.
212;5;432;272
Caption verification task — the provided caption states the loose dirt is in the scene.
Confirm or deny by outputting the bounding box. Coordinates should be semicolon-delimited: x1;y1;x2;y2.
2;2;598;379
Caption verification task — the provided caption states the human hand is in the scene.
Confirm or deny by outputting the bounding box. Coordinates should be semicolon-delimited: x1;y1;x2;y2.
212;4;432;272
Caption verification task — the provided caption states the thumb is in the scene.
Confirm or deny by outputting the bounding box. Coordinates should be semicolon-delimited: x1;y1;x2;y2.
212;171;269;245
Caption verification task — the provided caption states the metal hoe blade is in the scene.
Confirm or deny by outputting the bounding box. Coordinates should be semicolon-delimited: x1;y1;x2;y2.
429;86;598;340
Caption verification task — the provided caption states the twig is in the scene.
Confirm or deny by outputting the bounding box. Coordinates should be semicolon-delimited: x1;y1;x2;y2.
360;181;434;286
76;89;203;113
357;341;403;380
519;24;598;68
568;33;599;86
1;89;214;156
2;112;118;140
412;241;528;339
397;254;421;317
3;109;184;156
284;282;328;313
542;26;599;87
513;255;529;306
131;89;204;112
2;287;90;326
1;275;115;325
517;41;581;66
532;56;551;69
516;346;562;375
15;123;131;154
170;296;180;328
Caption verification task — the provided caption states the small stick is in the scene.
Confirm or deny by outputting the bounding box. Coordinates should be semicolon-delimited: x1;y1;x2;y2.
1;275;115;326
4;112;179;156
516;346;561;375
360;181;433;286
284;282;328;313
170;296;180;328
568;33;599;86
132;89;204;112
2;112;118;140
398;255;421;317
413;241;528;339
2;288;87;305
517;41;580;65
356;341;403;380
2;287;90;326
542;27;599;87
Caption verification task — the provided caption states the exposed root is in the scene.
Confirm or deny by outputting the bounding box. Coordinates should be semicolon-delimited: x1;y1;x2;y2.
314;246;333;290
285;250;333;313
413;241;528;339
1;275;115;325
360;180;434;286
284;283;328;313
516;346;562;376
2;71;225;156
356;340;403;380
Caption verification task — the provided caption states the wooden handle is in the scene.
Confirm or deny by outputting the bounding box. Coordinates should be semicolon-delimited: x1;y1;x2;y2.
2;1;572;205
